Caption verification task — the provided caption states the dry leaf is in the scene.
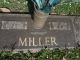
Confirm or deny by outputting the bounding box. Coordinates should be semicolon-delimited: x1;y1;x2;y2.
0;8;10;12
50;13;57;14
63;57;66;60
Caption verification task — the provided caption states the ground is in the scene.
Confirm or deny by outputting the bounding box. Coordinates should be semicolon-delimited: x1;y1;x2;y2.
0;0;80;15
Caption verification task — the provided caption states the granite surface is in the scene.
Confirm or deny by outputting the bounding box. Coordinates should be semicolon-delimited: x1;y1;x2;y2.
0;14;79;52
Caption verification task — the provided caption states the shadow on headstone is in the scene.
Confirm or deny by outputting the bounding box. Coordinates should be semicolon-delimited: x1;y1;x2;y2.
3;42;16;52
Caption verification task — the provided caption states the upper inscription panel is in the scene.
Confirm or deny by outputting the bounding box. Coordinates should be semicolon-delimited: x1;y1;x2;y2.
49;22;71;30
1;21;27;29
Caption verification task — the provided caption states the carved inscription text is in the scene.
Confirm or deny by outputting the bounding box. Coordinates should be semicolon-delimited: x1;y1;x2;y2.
1;21;27;29
49;22;71;30
18;37;58;46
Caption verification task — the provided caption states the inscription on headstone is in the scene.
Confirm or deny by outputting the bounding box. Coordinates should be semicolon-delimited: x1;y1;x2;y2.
49;22;71;30
0;14;77;52
1;21;27;29
30;31;47;35
18;37;58;46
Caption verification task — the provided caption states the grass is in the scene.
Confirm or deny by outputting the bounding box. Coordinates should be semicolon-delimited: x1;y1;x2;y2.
0;0;29;13
0;47;80;59
0;0;80;15
54;3;80;15
53;0;80;15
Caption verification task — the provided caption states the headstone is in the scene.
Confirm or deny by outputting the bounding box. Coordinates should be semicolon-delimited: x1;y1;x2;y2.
0;14;78;53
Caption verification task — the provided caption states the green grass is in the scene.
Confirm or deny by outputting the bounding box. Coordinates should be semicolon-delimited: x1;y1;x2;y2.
0;0;29;13
0;0;80;15
53;0;80;15
0;47;80;59
54;3;80;15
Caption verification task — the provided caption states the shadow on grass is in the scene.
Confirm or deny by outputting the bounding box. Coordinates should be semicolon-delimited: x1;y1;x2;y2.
26;0;34;14
26;0;34;20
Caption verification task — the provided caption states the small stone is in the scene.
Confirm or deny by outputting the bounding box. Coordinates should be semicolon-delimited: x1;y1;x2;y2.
51;57;53;59
26;1;28;4
7;2;9;4
23;51;28;53
50;13;57;15
77;56;79;58
14;51;18;53
71;12;73;14
69;3;71;7
68;43;70;45
63;57;66;60
4;0;6;2
47;55;48;58
68;51;70;53
23;2;25;4
60;13;67;15
18;1;20;3
53;7;55;9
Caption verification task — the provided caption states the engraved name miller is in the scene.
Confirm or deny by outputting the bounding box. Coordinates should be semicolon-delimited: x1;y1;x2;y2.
18;37;58;46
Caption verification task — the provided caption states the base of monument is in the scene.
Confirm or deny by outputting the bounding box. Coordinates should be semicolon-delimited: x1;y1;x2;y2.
0;13;79;53
33;23;44;29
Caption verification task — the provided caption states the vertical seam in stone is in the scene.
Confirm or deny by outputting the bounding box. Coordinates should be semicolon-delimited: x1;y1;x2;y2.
71;16;77;45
